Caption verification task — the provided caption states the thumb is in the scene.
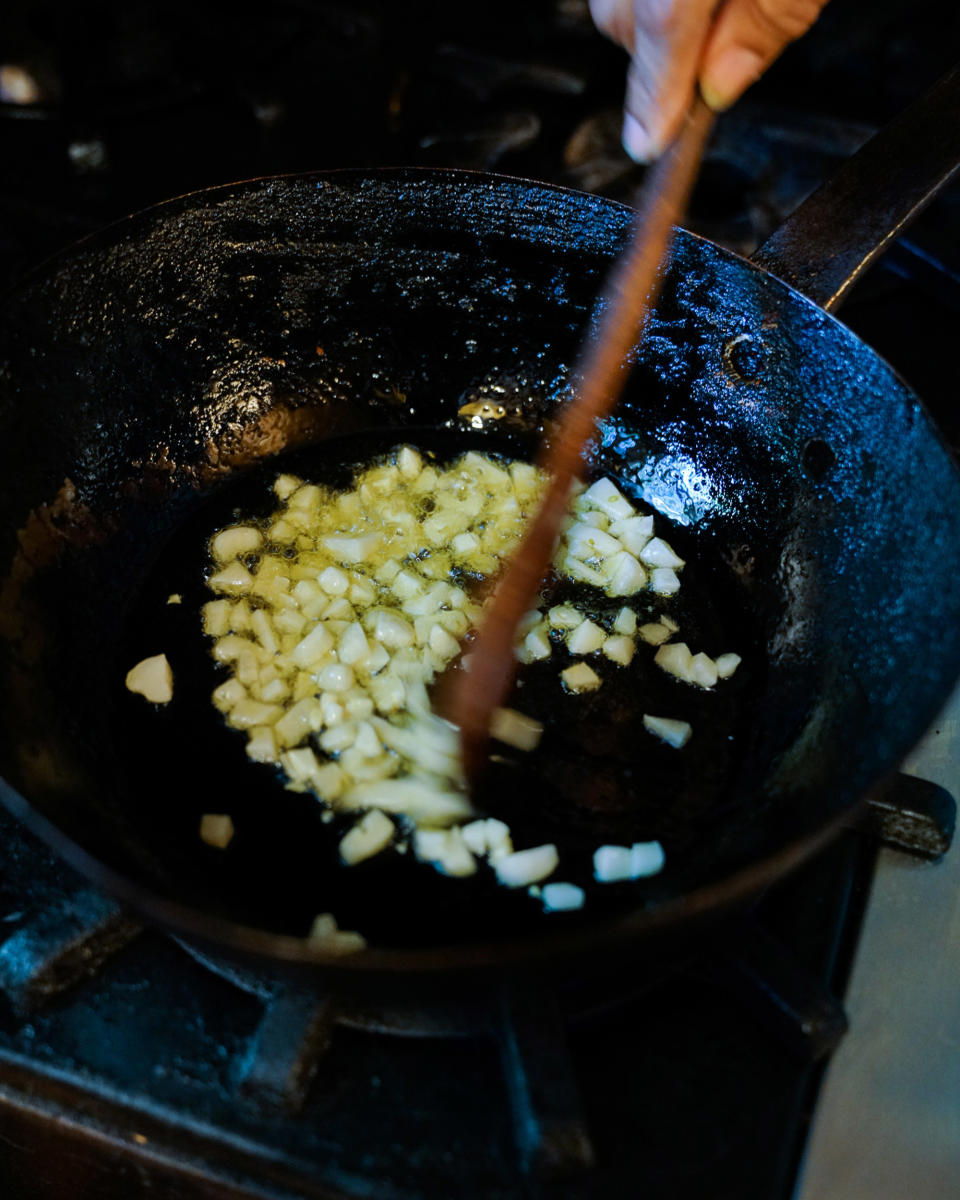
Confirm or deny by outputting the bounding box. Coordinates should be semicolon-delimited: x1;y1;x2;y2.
700;0;829;112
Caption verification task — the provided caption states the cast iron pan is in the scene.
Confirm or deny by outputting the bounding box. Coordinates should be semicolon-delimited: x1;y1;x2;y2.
0;68;959;978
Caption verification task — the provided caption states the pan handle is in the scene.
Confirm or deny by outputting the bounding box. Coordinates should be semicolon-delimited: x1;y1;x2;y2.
750;62;960;313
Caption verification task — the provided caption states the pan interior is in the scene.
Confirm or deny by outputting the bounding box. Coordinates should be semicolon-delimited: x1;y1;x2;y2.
1;168;959;960
108;427;760;945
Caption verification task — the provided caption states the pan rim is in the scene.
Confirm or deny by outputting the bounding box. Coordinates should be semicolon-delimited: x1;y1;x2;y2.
5;161;957;469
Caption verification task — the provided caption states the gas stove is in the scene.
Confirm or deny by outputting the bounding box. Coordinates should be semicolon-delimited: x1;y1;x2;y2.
1;2;958;1197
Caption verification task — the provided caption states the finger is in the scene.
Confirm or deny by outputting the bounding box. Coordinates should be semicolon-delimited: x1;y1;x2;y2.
700;0;829;111
621;0;718;162
587;0;637;52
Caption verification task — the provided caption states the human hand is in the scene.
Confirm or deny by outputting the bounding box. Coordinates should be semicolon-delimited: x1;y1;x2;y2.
588;0;829;161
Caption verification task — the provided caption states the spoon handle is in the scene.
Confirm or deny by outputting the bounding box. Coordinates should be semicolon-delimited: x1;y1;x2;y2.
445;95;715;781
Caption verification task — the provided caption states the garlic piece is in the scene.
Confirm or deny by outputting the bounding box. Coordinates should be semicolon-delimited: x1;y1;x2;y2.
125;654;174;704
494;844;559;888
199;813;234;849
566;618;606;655
602;635;635;666
638;622;672;646
339;810;395;865
643;714;692;748
307;913;367;955
561;662;602;693
715;652;742;679
541;882;586;912
612;606;637;636
211;526;262;563
490;707;543;752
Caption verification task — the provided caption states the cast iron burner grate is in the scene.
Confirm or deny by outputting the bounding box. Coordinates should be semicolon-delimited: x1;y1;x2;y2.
0;774;952;1198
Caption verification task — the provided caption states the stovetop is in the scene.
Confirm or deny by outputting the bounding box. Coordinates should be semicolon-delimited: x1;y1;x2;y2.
0;795;871;1200
799;684;960;1200
1;1;959;1197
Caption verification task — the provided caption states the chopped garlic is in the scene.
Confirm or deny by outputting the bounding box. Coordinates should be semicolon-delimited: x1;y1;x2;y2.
548;604;583;630
490;707;543;752
316;662;355;693
211;526;262;563
246;726;278;763
566;618;606;655
202;599;231;637
212;677;246;711
166;593;182;605
566;522;622;559
339;810;395;865
274;473;301;500
318;566;350;596
200;445;738;914
562;555;607;588
207;561;253;593
398;446;422;479
125;654;174;704
461;817;514;859
602;635;635;666
307;913;367;955
520;624;552;662
603;550;647;597
654;641;695;683
227;697;282;729
639;537;685;569
612;606;637;636
428;624;461;661
643;714;692;748
342;778;471;825
593;844;632;882
715;652;742;679
688;652;718;689
561;662;602;693
629;840;666;878
608;514;654;555
494;844;559;888
413;827;477;876
291;622;334;668
594;841;665;882
199;813;234;849
322;533;381;563
649;567;681;595
338;622;371;666
579;477;635;521
541;882;586;912
372;610;415;649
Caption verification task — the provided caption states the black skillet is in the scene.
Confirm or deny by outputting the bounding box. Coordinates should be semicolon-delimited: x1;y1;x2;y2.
0;67;959;981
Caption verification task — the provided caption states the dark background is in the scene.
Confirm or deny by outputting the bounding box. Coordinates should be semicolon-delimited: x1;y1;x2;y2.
2;0;958;281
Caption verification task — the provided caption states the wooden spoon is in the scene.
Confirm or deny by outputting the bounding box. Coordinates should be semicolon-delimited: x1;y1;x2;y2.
441;95;715;781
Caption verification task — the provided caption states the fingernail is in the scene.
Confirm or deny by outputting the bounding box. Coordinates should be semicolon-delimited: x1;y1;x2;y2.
622;113;657;164
701;45;765;112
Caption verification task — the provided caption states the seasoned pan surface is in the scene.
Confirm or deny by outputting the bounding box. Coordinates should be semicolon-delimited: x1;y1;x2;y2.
1;169;958;971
